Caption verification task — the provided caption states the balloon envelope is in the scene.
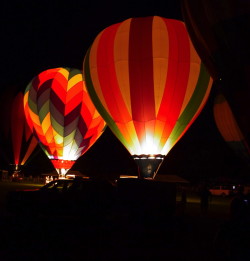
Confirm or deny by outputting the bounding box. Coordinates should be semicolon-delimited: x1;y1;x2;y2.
180;0;250;81
84;16;213;178
213;92;250;165
181;0;250;148
24;67;106;177
0;91;38;172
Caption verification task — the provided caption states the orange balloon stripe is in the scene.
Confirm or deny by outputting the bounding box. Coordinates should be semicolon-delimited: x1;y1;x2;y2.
152;17;169;116
127;121;142;152
119;124;133;148
114;18;132;117
180;35;202;115
97;23;132;124
116;121;139;154
154;120;167;151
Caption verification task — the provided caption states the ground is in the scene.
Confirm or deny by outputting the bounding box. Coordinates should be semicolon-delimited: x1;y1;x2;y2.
0;181;248;261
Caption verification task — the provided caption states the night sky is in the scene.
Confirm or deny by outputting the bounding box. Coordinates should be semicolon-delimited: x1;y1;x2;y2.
1;0;248;182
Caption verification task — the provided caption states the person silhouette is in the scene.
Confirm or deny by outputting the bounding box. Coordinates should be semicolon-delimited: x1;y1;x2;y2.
199;184;212;213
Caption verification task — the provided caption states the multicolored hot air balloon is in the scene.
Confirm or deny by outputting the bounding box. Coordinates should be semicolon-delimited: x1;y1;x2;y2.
24;67;106;178
213;92;250;166
84;16;213;179
0;90;38;179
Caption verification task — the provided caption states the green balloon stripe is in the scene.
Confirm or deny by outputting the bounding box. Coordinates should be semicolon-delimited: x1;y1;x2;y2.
84;49;128;148
167;63;211;148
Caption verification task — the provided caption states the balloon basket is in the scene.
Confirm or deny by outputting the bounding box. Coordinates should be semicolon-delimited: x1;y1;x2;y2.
51;159;75;178
132;154;164;179
9;164;23;182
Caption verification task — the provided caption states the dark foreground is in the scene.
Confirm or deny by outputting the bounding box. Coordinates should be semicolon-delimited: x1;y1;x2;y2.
0;182;249;261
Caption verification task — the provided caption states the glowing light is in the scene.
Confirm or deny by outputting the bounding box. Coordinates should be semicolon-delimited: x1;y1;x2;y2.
0;91;38;168
24;67;106;177
84;16;213;178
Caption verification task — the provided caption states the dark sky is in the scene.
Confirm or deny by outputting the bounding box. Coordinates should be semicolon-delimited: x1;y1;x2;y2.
1;0;247;182
1;0;183;89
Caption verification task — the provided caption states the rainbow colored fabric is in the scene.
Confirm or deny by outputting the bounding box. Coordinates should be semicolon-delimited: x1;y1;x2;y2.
24;68;105;167
84;16;213;156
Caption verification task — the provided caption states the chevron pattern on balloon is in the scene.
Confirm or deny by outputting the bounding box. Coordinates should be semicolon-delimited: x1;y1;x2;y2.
24;67;105;176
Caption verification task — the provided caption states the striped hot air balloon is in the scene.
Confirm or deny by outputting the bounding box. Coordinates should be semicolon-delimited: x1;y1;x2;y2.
24;67;106;177
213;92;250;165
84;16;213;179
11;92;38;167
181;0;250;153
0;91;38;178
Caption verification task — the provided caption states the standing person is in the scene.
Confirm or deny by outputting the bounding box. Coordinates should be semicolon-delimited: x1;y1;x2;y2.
181;187;187;205
199;184;212;214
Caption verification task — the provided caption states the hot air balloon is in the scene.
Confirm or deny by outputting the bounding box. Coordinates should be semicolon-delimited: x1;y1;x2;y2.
181;0;250;155
213;92;250;166
0;90;38;180
83;16;213;179
180;0;250;80
24;67;106;178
